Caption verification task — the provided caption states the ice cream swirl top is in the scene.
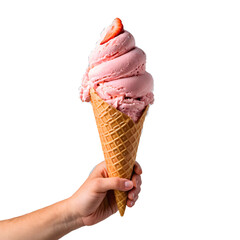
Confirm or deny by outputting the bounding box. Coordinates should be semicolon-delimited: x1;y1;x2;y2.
80;18;154;122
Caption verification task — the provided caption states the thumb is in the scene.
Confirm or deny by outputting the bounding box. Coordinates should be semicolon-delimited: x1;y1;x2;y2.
94;177;133;193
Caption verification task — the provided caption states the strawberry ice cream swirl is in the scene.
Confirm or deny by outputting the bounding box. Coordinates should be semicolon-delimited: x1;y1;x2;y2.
80;30;154;122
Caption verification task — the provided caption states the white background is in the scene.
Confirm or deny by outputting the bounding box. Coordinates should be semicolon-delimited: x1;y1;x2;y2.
0;0;240;239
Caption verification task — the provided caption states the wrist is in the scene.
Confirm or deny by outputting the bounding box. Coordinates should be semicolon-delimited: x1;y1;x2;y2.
59;198;84;232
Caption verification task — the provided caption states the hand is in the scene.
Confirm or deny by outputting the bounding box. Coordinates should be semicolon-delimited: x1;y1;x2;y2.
0;161;142;240
68;161;142;226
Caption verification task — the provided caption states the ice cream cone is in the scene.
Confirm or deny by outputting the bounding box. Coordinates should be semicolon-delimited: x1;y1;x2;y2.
90;88;148;216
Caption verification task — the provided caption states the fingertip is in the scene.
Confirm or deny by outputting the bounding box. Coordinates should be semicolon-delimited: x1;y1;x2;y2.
127;199;135;208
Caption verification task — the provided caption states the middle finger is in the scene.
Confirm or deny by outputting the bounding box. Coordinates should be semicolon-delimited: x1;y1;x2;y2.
132;174;142;188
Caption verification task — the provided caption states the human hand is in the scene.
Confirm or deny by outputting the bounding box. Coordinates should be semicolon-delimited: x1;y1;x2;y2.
68;161;142;226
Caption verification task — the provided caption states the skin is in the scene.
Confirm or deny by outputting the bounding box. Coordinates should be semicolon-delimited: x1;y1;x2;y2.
0;161;142;240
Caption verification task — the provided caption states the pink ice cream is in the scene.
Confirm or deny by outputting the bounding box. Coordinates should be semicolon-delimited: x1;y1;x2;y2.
80;19;154;122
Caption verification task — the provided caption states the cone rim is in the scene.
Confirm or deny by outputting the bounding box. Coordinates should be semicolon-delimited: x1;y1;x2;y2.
90;88;149;125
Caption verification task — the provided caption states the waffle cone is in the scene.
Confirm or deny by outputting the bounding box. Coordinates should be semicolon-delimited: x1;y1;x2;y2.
90;89;148;216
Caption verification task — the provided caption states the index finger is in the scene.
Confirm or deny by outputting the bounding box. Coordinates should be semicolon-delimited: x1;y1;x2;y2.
133;161;142;175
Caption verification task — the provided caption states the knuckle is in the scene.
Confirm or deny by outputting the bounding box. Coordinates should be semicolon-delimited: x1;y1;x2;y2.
138;177;142;186
93;178;102;189
135;161;140;168
113;178;122;189
134;161;142;173
136;175;140;182
134;176;140;187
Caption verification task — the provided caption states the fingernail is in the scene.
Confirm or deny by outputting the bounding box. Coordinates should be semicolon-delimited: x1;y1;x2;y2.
125;181;132;188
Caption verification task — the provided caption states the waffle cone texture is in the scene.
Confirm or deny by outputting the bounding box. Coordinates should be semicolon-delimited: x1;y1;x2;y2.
90;89;148;216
